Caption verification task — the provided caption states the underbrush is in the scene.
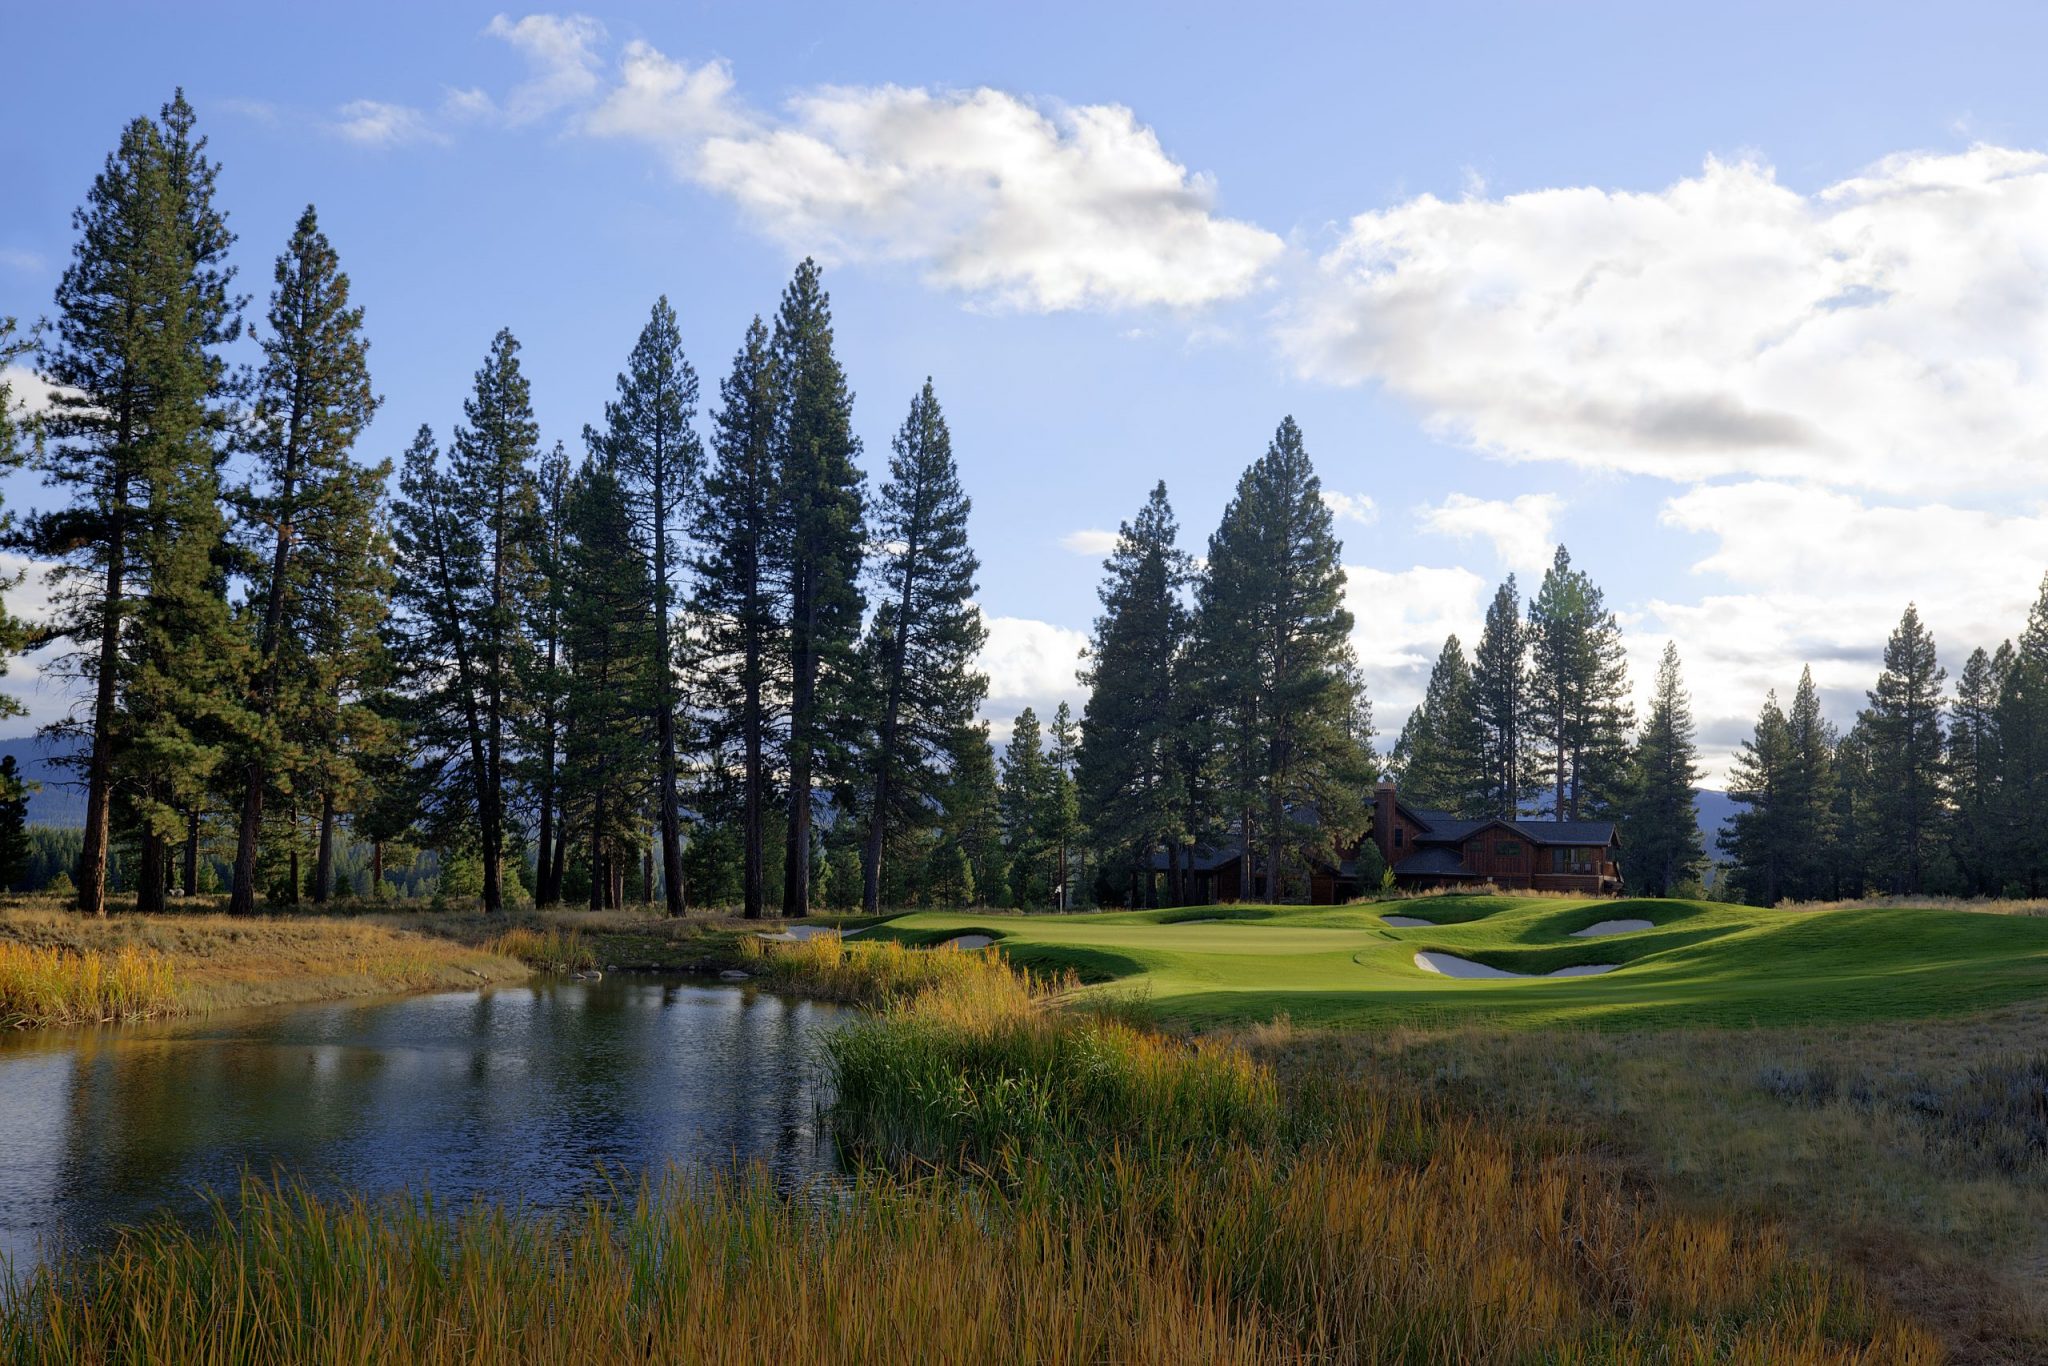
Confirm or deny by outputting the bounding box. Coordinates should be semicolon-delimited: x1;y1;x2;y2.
0;940;177;1027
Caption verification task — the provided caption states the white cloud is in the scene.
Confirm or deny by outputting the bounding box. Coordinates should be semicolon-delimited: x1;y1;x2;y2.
1059;528;1119;557
330;100;446;148
2;365;56;427
0;248;43;274
1321;490;1378;525
581;40;1283;310
1417;492;1561;573
976;614;1088;734
1342;564;1489;736
1284;147;2048;496
481;12;606;125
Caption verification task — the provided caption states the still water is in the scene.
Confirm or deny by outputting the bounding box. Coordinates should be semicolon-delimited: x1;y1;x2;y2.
0;977;851;1266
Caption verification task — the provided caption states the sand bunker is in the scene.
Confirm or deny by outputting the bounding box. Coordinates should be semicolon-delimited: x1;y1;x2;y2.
1570;918;1653;938
756;924;874;943
940;934;994;950
1413;951;1616;980
1380;915;1434;928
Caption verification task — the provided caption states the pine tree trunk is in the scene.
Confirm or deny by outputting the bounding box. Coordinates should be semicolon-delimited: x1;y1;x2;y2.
589;793;605;912
654;495;687;918
784;567;816;919
313;790;335;903
137;829;166;916
182;808;199;898
742;593;766;920
78;473;127;918
642;846;653;906
535;705;556;908
371;840;384;900
288;846;300;907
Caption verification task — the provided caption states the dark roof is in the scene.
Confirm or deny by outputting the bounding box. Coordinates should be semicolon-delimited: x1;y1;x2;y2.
1523;820;1620;846
1394;800;1617;849
1145;843;1244;873
1391;848;1468;877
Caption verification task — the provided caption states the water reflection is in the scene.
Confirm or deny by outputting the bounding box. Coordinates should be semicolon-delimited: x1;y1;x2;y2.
0;978;849;1266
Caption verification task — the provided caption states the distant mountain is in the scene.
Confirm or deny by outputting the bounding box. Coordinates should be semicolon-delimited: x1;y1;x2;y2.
0;733;87;828
1694;788;1738;849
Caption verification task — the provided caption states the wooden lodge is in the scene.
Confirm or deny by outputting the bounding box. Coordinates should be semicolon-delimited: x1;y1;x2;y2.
1146;781;1623;906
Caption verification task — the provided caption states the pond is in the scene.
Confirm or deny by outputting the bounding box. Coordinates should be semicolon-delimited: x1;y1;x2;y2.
0;977;851;1267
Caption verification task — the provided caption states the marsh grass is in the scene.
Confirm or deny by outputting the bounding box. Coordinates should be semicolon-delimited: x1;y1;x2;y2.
0;940;177;1027
482;925;597;973
739;929;1012;1008
0;903;525;1023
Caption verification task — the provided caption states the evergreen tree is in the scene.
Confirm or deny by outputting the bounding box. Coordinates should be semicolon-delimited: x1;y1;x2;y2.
1395;635;1486;815
0;755;29;889
1471;576;1529;818
858;380;986;912
1861;603;1947;893
1526;546;1633;821
520;441;571;905
690;318;785;918
773;261;866;917
1997;577;2048;894
33;92;244;915
1000;706;1051;907
226;206;381;913
1043;701;1081;909
1194;418;1366;900
1720;691;1794;905
558;459;659;909
447;331;541;912
1623;642;1703;896
1949;644;2006;895
1781;666;1838;899
1077;483;1191;907
593;298;702;915
942;723;1003;906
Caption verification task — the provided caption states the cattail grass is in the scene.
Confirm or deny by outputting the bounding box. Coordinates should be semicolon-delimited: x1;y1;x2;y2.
0;940;177;1027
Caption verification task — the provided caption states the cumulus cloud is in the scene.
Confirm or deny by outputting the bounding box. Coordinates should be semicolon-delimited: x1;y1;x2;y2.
1321;490;1378;525
1284;147;2048;496
976;613;1089;736
1342;564;1489;736
575;38;1281;310
1059;528;1119;557
1418;492;1561;573
330;100;446;148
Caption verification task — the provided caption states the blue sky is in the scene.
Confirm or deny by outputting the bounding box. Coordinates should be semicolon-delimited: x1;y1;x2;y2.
5;2;2048;781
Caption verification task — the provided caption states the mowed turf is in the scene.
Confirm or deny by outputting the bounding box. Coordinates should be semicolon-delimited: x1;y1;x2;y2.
863;896;2048;1030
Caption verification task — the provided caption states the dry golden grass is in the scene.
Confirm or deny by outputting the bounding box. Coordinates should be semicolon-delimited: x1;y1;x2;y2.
1779;893;2048;916
481;925;597;972
0;940;177;1027
0;898;526;1024
1244;1003;2048;1362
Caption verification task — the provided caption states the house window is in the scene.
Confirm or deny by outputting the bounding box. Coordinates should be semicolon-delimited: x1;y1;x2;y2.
1393;827;1404;848
1494;841;1521;857
1553;848;1596;873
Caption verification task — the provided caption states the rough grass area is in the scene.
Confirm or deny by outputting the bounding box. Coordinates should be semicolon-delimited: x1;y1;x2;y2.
0;951;1938;1364
738;930;1008;1008
1246;1000;2048;1362
0;940;178;1027
869;895;2048;1029
0;898;526;1025
481;926;597;973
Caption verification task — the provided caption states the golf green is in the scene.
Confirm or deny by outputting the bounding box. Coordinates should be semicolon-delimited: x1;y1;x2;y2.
862;896;2048;1030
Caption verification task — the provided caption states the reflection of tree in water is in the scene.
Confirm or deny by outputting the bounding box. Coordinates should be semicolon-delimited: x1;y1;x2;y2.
3;980;851;1266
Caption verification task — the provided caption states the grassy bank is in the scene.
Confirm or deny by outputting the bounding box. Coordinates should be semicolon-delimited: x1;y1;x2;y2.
0;899;526;1027
1;946;1937;1363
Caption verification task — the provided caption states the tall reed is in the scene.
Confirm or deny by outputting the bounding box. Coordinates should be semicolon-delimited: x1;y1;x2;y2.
0;941;177;1027
481;926;596;973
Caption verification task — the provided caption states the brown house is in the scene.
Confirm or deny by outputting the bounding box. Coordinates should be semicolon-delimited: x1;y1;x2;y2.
1371;783;1623;895
1143;782;1623;906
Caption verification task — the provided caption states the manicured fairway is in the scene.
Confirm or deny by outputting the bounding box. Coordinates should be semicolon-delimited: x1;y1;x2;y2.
862;896;2048;1029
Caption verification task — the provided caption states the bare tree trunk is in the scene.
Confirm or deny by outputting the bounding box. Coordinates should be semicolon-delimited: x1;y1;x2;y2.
313;789;335;903
371;840;384;900
79;476;127;918
182;807;200;898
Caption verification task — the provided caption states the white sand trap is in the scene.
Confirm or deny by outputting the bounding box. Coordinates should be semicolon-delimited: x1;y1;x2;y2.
757;923;875;943
940;934;994;950
1570;918;1653;938
1413;951;1617;980
1380;915;1435;928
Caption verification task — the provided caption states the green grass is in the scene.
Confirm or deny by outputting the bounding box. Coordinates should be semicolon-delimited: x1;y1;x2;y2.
863;895;2048;1029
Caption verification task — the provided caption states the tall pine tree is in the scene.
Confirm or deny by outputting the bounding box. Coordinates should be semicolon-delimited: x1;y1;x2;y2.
1861;603;1946;893
1394;635;1486;815
1623;642;1703;896
858;380;986;912
1720;691;1794;906
593;298;702;916
772;262;865;917
1527;546;1632;821
690;318;785;918
33;92;245;914
227;206;381;914
1471;576;1529;818
1195;418;1366;900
